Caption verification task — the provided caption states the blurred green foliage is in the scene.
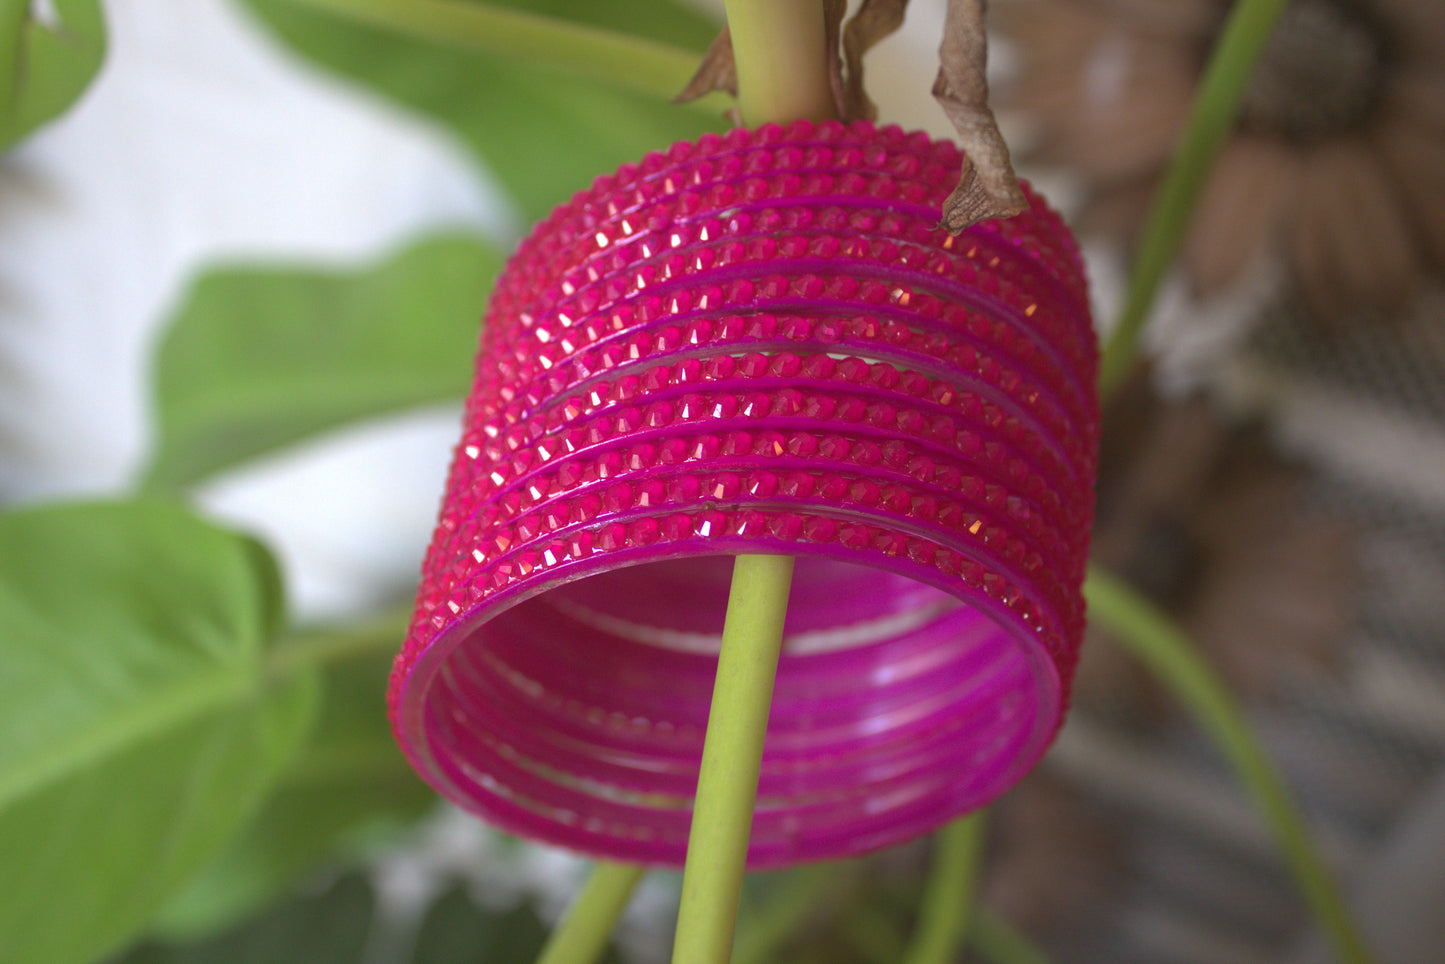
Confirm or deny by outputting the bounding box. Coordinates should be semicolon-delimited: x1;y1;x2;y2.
0;1;721;959
0;0;106;150
0;2;1373;964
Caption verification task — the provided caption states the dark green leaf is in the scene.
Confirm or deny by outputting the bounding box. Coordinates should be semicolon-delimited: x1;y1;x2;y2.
0;500;318;964
156;646;435;938
145;232;500;489
239;0;719;222
119;873;375;964
412;888;550;964
130;877;617;964
0;0;106;150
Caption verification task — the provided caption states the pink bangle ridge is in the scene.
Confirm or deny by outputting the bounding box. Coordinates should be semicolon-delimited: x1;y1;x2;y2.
390;119;1098;869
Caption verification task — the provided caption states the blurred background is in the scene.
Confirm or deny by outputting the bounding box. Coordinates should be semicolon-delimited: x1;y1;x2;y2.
3;1;1444;962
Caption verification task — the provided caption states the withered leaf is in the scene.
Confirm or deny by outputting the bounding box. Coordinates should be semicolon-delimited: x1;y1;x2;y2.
841;0;911;122
824;0;848;119
674;25;736;104
935;0;1027;231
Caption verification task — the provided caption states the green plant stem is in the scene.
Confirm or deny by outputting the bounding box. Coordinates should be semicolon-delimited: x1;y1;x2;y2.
723;0;837;125
901;813;987;964
670;553;795;964
278;0;718;109
535;862;646;964
1084;566;1376;964
668;5;826;960
263;606;411;678
1097;0;1290;396
971;912;1052;964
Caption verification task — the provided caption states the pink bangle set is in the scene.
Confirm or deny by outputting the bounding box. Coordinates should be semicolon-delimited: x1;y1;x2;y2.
389;119;1098;868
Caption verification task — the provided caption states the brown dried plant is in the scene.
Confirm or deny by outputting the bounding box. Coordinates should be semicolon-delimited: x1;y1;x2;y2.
677;0;1026;231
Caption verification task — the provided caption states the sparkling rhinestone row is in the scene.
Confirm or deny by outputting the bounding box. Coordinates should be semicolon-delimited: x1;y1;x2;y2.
394;118;1096;733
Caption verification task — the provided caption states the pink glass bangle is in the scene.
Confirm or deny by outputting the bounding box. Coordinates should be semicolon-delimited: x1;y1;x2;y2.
390;119;1098;869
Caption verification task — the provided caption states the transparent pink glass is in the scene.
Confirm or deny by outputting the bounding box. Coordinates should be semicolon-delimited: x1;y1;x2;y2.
390;119;1098;869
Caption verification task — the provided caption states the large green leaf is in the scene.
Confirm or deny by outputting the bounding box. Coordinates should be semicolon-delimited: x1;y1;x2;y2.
145;232;500;489
156;643;435;938
240;0;719;222
0;500;318;964
0;0;106;150
120;874;375;964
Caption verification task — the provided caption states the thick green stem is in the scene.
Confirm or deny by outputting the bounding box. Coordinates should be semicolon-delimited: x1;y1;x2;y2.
668;5;828;961
1097;0;1290;396
723;0;837;125
278;0;717;109
263;606;411;678
901;813;988;964
670;554;795;964
1085;567;1376;964
535;862;645;964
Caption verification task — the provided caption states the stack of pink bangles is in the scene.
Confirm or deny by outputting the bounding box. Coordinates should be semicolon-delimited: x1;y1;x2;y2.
389;118;1098;869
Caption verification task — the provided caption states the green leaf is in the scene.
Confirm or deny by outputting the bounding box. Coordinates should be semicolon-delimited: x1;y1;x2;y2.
131;878;613;964
0;0;106;150
156;647;435;938
240;0;719;222
0;499;318;964
146;232;501;489
120;873;375;964
412;888;554;964
268;0;712;106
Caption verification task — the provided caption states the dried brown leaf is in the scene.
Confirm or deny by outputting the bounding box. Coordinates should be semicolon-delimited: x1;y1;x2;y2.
841;0;911;121
1183;135;1300;295
1379;118;1445;271
1292;138;1422;317
824;0;848;120
934;0;1028;231
673;25;736;104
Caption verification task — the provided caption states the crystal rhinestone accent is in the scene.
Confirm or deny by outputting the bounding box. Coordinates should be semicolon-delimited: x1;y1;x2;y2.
390;119;1098;869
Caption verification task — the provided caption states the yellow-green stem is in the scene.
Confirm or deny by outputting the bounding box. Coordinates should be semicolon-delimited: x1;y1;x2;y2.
263;606;411;678
901;814;988;964
723;0;837;125
669;554;795;964
535;862;645;964
669;5;829;962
